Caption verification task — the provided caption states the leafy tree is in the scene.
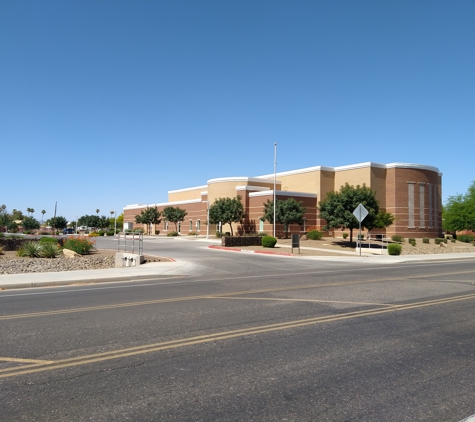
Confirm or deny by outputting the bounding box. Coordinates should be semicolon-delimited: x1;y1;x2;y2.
116;213;124;229
163;206;188;232
371;210;395;230
11;209;24;221
443;181;475;233
47;216;68;230
22;216;41;230
261;198;306;238
318;183;381;244
209;195;245;236
78;214;108;230
135;207;162;235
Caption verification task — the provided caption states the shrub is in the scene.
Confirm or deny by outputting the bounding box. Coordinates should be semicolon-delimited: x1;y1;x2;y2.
63;236;95;255
216;232;222;238
451;239;456;243
39;237;60;244
23;230;32;235
98;230;105;236
167;231;179;237
434;238;444;244
17;241;42;257
342;233;348;239
423;238;429;244
391;235;404;242
39;242;61;258
133;229;144;233
388;244;402;255
0;246;3;254
257;232;268;237
188;232;198;236
38;231;50;235
306;230;324;240
88;232;99;237
408;238;415;243
224;232;231;236
106;230;115;236
472;241;475;247
409;239;416;246
458;234;475;243
262;236;277;248
155;230;160;235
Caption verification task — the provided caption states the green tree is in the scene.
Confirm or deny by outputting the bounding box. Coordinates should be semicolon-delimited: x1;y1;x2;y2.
47;216;68;230
162;206;188;232
116;213;124;230
318;183;381;244
209;195;245;236
22;216;41;230
78;214;104;230
443;181;475;233
41;209;46;224
135;207;162;235
11;209;24;221
261;198;306;238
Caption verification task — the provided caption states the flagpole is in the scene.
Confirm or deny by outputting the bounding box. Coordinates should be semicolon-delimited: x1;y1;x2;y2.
273;143;277;238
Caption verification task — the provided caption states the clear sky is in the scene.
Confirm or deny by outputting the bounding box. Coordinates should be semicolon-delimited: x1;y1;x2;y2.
1;0;474;222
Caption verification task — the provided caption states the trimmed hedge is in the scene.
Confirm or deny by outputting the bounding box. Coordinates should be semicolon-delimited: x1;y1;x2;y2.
306;230;324;240
388;244;402;255
221;236;262;247
262;236;277;248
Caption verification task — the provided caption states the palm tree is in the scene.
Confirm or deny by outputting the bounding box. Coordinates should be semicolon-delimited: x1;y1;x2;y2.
26;207;32;216
96;209;100;215
41;210;46;224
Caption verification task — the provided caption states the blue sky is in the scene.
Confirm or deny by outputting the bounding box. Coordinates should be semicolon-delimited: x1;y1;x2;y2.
1;0;474;222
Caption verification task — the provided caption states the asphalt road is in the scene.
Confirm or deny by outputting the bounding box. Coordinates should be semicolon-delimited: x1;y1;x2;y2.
1;238;475;421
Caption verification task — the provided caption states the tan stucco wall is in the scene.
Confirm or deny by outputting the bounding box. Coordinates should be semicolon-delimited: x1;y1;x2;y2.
168;186;206;202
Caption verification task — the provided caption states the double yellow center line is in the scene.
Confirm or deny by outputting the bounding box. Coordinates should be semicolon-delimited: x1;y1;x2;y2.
2;292;475;379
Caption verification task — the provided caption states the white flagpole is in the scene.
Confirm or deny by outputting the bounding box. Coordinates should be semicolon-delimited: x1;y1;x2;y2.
273;143;277;238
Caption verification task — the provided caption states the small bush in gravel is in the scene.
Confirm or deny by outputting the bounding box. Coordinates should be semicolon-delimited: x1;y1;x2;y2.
17;241;42;257
388;244;402;255
262;236;277;248
435;238;446;244
423;238;430;244
342;233;348;239
106;230;115;236
63;236;95;255
306;230;324;240
0;246;3;255
391;235;404;243
39;242;61;258
167;231;179;237
409;239;416;246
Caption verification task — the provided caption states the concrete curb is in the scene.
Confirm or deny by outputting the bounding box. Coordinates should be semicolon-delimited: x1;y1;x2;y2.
0;274;179;291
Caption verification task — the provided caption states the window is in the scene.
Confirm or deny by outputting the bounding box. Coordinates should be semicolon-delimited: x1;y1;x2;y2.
419;183;425;228
408;182;415;228
196;220;201;231
189;220;193;231
259;218;264;232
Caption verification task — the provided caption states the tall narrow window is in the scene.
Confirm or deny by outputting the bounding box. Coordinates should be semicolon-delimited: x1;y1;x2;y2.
428;184;433;228
419;183;425;228
189;220;193;231
408;182;415;228
259;219;264;232
197;220;201;231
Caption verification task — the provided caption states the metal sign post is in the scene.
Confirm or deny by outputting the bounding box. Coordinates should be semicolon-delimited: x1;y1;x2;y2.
353;203;369;256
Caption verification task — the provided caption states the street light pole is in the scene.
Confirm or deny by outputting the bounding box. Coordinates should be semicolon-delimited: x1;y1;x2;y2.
74;215;77;235
273;142;277;238
114;211;117;235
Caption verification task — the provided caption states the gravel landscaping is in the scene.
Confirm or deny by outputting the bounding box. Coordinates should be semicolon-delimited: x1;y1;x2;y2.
0;250;169;275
